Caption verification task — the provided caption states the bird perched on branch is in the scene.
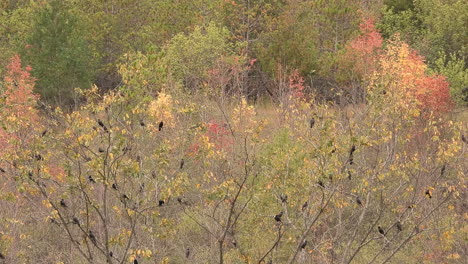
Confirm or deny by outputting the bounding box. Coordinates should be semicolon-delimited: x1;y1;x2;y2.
309;117;315;129
280;194;288;203
425;189;432;199
378;226;385;236
89;230;97;245
274;212;283;222
356;196;362;206
348;145;356;165
60;199;67;208
180;159;185;169
185;248;190;258
88;175;96;183
317;180;324;188
158;121;164;131
72;217;80;225
97;119;108;132
302;201;308;212
300;240;308;250
440;164;446;176
396;221;402;232
158;200;165;206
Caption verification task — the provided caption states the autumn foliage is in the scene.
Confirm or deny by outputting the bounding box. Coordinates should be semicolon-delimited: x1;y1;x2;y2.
370;37;453;113
344;17;383;77
342;18;453;113
0;54;41;155
0;3;466;264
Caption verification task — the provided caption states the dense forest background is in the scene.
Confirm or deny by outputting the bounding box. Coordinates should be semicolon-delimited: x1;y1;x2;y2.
0;0;467;263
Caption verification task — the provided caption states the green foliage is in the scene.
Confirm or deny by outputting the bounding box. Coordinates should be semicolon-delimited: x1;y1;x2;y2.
415;0;467;63
75;0;205;90
22;0;95;104
432;53;468;106
255;0;360;80
384;0;415;12
378;5;422;42
164;22;236;89
0;2;36;76
379;0;467;66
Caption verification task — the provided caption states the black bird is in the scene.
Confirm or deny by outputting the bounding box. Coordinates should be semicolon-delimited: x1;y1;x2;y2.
301;201;308;212
122;146;131;152
396;221;402;232
378;226;385;236
309;118;315;128
317;180;324;188
300;240;308;249
89;231;97;244
177;197;183;204
112;183;118;190
133;259;138;264
356;196;362;206
274;212;283;222
414;226;420;233
88;175;96;183
425;189;432;199
60;199;67;208
347;170;352;180
109;251;113;257
0;168;5;173
72;217;80;225
140;120;146;127
0;252;4;259
180;159;185;169
349;145;356;165
158;121;164;131
350;145;356;155
280;194;288;203
97;119;105;128
158;200;165;206
41;129;48;137
185;248;190;258
98;148;105;153
462;134;467;144
97;119;108;132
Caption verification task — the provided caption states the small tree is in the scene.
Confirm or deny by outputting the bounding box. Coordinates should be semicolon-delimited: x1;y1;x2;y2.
23;0;95;105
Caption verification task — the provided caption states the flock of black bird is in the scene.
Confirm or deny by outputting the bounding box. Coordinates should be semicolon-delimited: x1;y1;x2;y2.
0;119;464;261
